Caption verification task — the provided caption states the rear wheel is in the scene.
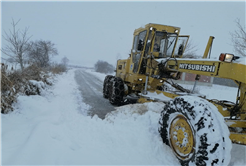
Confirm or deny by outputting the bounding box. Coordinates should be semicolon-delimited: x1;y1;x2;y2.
108;77;124;106
103;75;113;99
159;96;232;166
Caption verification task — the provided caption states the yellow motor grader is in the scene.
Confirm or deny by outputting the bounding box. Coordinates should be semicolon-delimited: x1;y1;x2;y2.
103;23;246;166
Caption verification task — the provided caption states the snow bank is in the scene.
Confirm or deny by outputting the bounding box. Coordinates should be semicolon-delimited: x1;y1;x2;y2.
1;69;179;165
1;69;89;165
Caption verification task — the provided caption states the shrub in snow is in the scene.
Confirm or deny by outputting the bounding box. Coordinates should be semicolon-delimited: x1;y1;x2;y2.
1;64;58;114
0;91;16;114
25;80;46;96
1;74;17;113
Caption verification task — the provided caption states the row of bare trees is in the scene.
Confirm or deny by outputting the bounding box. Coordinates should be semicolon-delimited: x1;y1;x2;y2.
1;19;59;71
1;19;69;114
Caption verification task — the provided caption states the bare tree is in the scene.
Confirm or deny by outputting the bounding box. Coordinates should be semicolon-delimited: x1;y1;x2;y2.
61;56;69;66
231;19;246;57
28;40;58;68
183;39;199;58
1;19;32;71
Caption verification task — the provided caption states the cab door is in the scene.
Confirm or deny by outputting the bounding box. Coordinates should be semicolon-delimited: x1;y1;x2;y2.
131;30;147;73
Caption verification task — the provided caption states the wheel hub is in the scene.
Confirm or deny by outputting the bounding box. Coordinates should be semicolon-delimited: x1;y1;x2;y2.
169;115;194;159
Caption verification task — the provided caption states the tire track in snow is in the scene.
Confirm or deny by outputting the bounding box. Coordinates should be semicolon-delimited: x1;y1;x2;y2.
74;69;115;119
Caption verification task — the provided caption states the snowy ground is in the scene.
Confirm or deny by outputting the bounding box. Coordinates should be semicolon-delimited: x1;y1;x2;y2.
1;68;246;165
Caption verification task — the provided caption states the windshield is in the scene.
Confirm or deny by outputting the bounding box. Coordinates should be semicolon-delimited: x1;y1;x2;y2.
154;32;177;58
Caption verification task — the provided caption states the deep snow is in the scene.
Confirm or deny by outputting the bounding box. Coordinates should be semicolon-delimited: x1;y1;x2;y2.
1;68;246;165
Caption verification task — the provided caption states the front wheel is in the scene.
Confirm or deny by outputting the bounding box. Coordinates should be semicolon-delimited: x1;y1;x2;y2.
108;77;124;106
159;96;232;166
103;75;113;99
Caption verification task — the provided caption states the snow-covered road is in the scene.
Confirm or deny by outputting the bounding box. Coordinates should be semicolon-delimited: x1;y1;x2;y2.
74;69;115;119
1;68;245;165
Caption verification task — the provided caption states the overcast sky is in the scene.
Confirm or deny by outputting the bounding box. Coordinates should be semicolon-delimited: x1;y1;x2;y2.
1;1;245;67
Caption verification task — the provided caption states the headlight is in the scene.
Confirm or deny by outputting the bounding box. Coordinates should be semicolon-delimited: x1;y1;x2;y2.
160;80;164;83
138;78;143;81
219;53;234;62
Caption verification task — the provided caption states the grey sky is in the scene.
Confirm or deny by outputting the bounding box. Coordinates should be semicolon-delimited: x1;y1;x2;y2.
1;1;245;67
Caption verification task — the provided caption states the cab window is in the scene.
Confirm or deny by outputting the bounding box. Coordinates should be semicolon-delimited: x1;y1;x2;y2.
173;36;189;57
153;31;163;52
132;35;138;53
137;30;147;51
159;33;178;57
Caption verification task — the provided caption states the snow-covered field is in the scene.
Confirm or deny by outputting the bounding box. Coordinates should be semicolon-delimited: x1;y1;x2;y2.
1;68;246;165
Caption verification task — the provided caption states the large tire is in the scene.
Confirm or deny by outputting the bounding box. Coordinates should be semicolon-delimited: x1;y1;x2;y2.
103;75;114;99
108;77;124;106
159;96;232;166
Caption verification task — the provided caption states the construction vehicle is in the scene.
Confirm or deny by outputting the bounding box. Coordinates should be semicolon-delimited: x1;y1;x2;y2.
103;23;246;166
